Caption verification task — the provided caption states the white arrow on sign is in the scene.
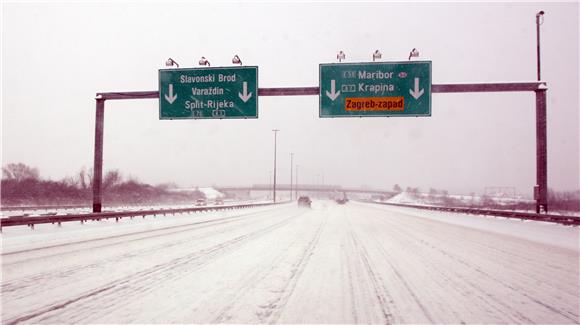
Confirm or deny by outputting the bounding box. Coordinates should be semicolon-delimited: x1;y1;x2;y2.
238;82;252;102
409;78;424;99
325;79;341;101
164;84;177;104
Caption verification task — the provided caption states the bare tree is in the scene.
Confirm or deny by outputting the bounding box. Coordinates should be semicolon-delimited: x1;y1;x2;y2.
78;168;88;189
62;176;79;188
2;163;39;181
406;187;420;198
393;184;402;193
103;170;122;190
480;194;495;207
77;167;94;190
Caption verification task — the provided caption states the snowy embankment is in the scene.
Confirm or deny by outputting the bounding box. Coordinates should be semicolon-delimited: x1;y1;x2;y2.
384;191;580;216
385;191;533;206
1;200;578;324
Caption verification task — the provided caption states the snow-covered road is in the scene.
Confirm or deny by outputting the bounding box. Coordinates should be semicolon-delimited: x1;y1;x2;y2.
2;201;578;324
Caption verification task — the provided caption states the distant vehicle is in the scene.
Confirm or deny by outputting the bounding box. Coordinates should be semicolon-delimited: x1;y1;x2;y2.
297;196;312;208
336;193;349;205
195;198;207;206
214;198;224;205
336;198;348;205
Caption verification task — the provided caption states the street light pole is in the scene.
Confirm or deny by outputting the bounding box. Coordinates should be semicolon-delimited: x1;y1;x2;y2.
536;11;544;81
290;153;294;201
272;129;279;202
295;164;299;199
269;170;272;199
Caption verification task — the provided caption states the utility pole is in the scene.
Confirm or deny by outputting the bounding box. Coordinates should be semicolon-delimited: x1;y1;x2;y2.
272;129;279;202
322;172;325;198
295;164;299;199
268;170;272;199
290;153;294;201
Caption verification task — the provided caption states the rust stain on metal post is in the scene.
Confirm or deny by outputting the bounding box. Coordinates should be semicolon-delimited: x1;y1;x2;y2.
535;89;548;213
93;98;105;213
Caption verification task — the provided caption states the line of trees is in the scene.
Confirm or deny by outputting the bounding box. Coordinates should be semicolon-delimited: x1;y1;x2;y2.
548;190;580;212
1;163;204;206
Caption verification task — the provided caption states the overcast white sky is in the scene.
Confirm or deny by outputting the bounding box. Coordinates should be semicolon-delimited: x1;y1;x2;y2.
1;1;578;196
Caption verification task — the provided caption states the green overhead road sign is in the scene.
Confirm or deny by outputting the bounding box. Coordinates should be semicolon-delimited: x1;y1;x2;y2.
319;61;431;117
159;66;258;119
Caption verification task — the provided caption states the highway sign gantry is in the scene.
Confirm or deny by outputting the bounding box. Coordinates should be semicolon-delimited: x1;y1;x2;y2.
319;61;432;117
159;66;258;119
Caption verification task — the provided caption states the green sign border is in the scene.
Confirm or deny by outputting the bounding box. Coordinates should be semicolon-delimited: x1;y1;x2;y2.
158;66;259;120
319;61;432;118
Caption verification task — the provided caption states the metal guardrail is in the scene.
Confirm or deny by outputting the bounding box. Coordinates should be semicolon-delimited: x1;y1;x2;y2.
0;202;284;230
365;201;580;226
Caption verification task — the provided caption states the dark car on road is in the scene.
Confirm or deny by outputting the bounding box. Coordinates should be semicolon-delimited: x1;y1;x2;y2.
297;196;312;208
336;198;348;204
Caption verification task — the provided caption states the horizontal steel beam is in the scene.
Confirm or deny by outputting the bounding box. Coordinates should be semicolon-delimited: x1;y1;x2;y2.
258;87;319;96
432;82;547;93
96;91;159;100
96;82;547;100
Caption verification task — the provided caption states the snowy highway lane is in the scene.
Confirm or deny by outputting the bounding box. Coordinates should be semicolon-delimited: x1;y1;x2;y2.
2;201;578;324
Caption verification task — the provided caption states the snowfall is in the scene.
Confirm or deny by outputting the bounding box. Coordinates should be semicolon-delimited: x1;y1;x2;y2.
1;200;579;324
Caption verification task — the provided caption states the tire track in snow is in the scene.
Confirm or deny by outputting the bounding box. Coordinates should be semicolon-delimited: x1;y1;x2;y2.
341;219;361;324
257;211;329;324
346;217;397;324
210;228;307;323
363;202;577;278
384;213;578;322
358;204;575;323
365;225;525;324
2;206;293;298
361;203;578;291
3;205;286;260
3;210;306;325
362;207;541;323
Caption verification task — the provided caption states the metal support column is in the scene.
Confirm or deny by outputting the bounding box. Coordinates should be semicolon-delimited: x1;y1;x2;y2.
295;165;299;199
92;98;105;213
535;88;548;213
290;153;294;201
272;129;279;202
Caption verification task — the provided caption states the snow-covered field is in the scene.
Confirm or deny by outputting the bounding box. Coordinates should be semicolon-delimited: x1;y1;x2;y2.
1;201;578;324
